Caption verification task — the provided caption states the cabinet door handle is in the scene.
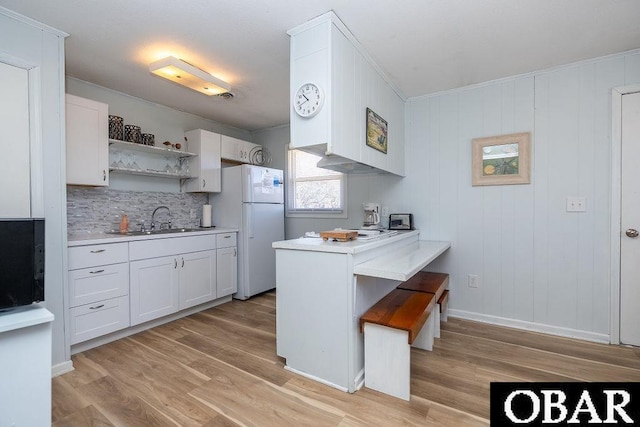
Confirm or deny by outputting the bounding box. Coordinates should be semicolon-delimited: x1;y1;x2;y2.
89;269;105;274
90;249;106;253
89;304;105;310
181;257;184;268
202;179;206;188
224;235;230;238
233;248;236;256
103;170;106;181
174;259;177;269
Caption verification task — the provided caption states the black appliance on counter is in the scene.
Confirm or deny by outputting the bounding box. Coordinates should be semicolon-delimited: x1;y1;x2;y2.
389;213;414;230
0;218;45;311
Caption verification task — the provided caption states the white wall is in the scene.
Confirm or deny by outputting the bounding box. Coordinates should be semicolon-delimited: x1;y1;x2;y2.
252;125;404;239
405;50;640;341
0;8;68;369
66;78;253;193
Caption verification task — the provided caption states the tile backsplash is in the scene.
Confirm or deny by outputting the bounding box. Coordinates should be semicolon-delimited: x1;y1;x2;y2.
67;187;209;235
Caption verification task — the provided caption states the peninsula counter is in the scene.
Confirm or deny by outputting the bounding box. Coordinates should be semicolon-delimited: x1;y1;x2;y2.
273;230;450;392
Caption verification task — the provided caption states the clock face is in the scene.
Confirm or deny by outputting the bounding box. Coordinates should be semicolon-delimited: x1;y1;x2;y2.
294;83;324;118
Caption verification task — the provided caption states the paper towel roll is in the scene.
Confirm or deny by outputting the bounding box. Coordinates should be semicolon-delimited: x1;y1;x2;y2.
202;204;212;228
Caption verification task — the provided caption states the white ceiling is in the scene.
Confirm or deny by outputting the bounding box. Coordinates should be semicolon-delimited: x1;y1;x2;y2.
2;1;639;131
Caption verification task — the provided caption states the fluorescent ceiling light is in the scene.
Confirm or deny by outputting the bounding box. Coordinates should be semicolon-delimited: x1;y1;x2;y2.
149;56;231;96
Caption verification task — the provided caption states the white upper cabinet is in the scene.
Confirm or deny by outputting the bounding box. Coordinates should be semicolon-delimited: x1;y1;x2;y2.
184;129;221;192
221;134;261;164
66;94;109;186
288;12;405;176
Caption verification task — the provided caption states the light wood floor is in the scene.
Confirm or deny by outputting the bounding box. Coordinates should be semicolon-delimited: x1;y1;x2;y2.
52;292;640;426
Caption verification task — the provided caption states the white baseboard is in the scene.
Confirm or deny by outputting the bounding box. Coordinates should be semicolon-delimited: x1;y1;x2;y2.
354;369;365;391
448;309;610;344
283;365;349;393
52;360;74;377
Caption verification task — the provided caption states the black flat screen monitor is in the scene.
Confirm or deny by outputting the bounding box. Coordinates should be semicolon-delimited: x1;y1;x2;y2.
0;218;45;310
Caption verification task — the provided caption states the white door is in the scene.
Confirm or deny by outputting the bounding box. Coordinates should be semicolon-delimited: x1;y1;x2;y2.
620;91;640;346
65;94;109;186
216;246;238;297
0;61;30;217
130;256;179;325
179;250;216;309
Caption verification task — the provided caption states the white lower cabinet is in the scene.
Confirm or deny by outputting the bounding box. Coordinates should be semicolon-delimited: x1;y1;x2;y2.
179;250;216;310
129;235;217;326
216;232;237;297
69;296;129;345
129;255;180;326
69;232;237;344
216;246;237;296
67;242;130;345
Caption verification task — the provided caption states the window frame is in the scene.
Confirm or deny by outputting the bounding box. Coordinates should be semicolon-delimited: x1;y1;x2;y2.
285;146;348;219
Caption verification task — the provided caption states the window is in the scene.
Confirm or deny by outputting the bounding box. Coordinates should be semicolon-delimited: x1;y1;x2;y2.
286;148;346;217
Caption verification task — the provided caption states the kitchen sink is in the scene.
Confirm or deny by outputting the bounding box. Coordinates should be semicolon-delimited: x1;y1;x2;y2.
107;227;206;236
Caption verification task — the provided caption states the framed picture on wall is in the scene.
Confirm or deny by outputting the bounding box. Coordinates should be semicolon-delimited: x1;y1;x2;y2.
472;132;531;186
366;108;388;154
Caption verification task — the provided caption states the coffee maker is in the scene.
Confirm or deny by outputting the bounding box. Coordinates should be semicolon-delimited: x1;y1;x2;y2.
362;202;381;229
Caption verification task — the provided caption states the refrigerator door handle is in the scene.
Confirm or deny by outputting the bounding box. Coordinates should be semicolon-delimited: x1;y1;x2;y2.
247;203;255;239
245;170;253;203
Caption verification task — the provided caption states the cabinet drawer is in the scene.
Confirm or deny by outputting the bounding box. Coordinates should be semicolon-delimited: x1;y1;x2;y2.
69;295;130;345
129;234;215;260
68;242;128;270
68;262;129;307
216;232;237;248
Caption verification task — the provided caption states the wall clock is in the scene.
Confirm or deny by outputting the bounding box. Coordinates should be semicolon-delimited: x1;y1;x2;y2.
294;83;324;118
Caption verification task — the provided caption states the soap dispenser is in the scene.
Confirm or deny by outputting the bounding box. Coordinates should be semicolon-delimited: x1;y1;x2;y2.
120;214;129;234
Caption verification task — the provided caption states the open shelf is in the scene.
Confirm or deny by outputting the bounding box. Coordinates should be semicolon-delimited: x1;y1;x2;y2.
109;139;196;158
109;167;194;179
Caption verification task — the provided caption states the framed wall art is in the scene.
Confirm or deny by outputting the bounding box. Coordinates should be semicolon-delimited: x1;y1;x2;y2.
472;132;531;186
366;108;388;154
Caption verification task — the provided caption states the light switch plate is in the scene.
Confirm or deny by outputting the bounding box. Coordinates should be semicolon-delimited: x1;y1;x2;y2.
566;196;586;212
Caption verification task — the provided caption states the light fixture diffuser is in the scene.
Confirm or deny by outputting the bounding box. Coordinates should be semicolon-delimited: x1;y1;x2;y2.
149;56;231;96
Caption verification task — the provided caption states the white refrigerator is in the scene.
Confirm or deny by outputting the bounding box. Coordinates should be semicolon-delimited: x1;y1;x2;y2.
211;165;285;300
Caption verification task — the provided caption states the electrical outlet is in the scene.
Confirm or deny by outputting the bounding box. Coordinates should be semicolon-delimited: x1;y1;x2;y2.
381;205;389;218
566;196;586;212
468;274;480;288
190;208;197;219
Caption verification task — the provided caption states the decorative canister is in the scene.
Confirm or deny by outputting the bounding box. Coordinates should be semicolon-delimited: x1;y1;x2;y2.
124;124;142;144
141;133;155;146
108;115;124;140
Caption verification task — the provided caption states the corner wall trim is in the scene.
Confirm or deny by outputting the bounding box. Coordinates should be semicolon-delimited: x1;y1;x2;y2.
51;360;74;377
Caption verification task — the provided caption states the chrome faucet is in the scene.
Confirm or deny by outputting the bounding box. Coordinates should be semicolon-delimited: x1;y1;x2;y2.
150;206;172;230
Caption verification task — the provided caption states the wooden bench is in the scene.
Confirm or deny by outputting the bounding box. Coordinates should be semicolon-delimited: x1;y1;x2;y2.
397;271;449;338
359;288;436;401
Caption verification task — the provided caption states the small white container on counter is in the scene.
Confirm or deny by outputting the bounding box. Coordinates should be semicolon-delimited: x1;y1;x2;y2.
202;204;212;228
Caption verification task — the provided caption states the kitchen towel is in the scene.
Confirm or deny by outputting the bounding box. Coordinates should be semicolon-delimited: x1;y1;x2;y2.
202;204;212;228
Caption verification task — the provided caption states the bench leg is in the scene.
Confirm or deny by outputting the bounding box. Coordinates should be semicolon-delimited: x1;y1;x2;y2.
364;323;410;401
412;313;434;351
440;303;448;323
433;304;441;338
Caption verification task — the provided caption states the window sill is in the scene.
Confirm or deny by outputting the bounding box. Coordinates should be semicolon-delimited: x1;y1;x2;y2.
286;210;348;219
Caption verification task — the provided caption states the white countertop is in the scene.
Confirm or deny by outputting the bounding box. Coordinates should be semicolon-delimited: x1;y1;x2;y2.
68;227;238;246
353;240;451;281
0;305;54;334
272;230;420;254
